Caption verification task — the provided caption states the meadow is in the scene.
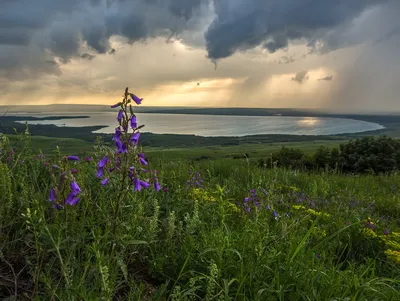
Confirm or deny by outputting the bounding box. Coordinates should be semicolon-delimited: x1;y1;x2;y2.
1;89;400;300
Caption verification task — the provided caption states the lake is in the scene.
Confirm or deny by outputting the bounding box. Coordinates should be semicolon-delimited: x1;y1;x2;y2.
17;112;384;137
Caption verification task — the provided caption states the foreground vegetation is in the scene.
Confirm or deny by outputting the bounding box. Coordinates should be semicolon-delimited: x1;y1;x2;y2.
1;90;400;300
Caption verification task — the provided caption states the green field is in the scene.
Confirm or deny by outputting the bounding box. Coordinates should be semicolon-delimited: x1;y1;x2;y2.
1;131;400;300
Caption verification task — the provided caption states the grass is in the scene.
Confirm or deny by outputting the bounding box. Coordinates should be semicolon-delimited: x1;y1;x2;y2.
6;134;341;161
1;135;400;300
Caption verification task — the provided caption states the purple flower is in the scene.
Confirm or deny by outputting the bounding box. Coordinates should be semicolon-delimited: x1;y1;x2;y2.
154;181;161;192
52;164;60;169
117;110;123;122
49;188;57;202
130;132;140;145
86;156;92;162
65;192;76;205
98;156;108;168
117;142;128;154
71;168;78;174
164;187;168;192
384;229;389;235
273;210;278;218
111;102;121;108
97;168;104;178
129;93;143;105
140;180;150;189
134;178;141;191
139;157;147;166
112;128;122;142
67;156;80;161
69;196;80;206
131;116;137;129
101;178;109;186
71;181;81;194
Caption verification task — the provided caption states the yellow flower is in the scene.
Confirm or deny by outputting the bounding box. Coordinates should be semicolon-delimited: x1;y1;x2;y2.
361;228;377;238
384;249;400;264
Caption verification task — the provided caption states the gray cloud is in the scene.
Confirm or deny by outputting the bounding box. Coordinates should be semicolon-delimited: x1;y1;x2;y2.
204;0;392;60
292;71;309;84
0;0;208;79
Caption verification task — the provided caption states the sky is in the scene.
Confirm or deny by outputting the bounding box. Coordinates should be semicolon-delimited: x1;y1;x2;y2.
0;0;400;112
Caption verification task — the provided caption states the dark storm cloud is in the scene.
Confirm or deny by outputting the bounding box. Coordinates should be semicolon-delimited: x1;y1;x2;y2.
204;0;392;60
0;0;207;79
0;0;398;84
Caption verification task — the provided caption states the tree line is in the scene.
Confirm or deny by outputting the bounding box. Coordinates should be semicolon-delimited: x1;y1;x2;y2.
257;136;400;174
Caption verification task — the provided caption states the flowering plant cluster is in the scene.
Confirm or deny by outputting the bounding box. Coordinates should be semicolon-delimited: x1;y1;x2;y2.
48;88;161;209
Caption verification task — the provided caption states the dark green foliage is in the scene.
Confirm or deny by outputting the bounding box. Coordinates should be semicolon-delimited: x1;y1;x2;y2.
259;136;400;174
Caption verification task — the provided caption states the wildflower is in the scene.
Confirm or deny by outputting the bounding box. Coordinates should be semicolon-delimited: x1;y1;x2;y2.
85;156;92;162
138;153;147;166
52;164;60;169
69;196;80;206
384;229;390;235
117;110;124;122
49;188;57;202
98;156;108;168
131;116;137;129
111;102;122;108
134;178;141;191
112;128;122;143
101;178;109;186
67;156;80;161
130;132;140;145
71;181;81;194
117;142;128;154
97;168;103;178
164;187;168;192
154;180;161;191
71;168;78;174
140;180;150;189
130;93;143;105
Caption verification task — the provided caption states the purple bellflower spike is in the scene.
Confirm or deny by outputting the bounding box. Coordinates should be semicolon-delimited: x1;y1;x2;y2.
129;93;143;105
101;178;109;186
117;110;123;122
49;188;57;202
131;116;137;129
67;156;80;161
130;132;140;145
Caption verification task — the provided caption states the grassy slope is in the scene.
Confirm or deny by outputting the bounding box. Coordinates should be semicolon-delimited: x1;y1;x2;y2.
1;153;400;299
